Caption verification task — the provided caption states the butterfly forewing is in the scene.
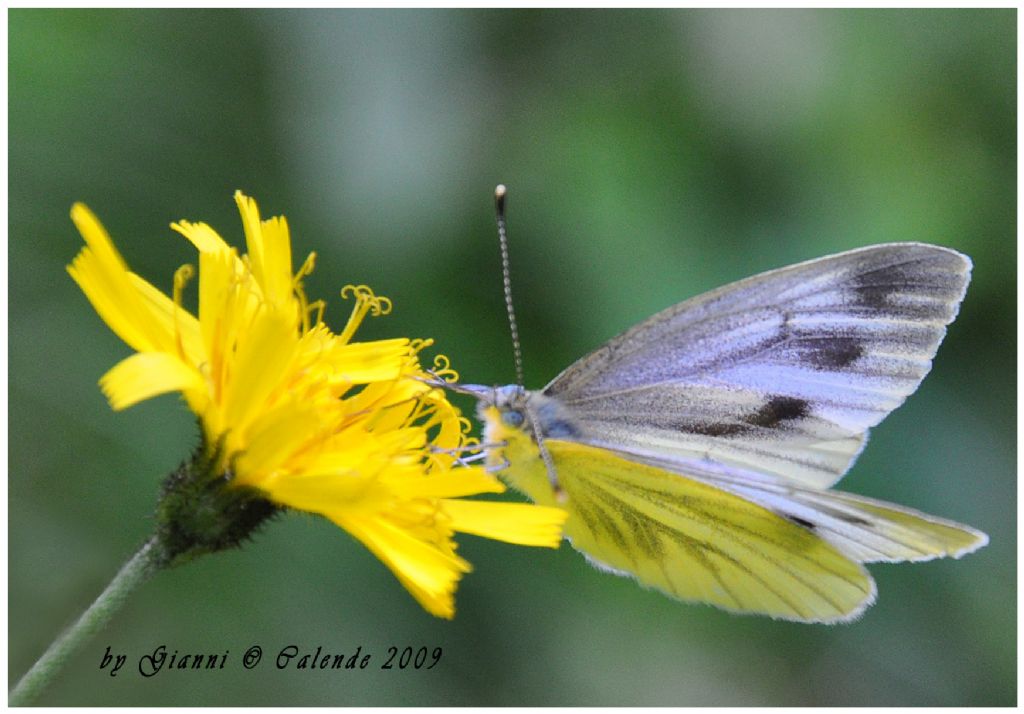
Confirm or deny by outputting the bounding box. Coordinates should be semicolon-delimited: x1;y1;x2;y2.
544;243;971;490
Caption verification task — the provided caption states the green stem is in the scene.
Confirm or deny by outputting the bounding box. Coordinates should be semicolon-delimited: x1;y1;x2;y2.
9;538;161;706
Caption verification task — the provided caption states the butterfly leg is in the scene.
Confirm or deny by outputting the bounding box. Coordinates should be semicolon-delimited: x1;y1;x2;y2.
485;454;511;474
537;439;567;503
525;400;568;504
416;369;455;390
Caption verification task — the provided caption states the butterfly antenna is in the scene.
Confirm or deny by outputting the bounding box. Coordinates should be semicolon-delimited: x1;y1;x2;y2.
495;186;565;504
495;184;525;387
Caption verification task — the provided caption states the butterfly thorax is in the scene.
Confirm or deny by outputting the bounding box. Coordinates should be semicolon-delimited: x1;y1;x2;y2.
472;385;576;506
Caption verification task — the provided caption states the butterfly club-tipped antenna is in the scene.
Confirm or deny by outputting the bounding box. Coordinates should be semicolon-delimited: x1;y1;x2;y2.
495;184;525;389
494;184;566;503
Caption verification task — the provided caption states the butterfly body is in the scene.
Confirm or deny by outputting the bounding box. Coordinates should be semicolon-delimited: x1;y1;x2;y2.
467;242;988;623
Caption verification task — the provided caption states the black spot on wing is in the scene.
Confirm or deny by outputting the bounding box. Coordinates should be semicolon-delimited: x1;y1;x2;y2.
851;261;912;310
853;284;896;310
681;422;749;437
745;396;809;429
676;395;809;438
850;255;966;320
801;336;865;370
784;514;817;531
835;512;872;527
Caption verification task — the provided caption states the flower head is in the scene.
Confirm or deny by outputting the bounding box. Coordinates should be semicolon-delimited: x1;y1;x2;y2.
67;191;566;618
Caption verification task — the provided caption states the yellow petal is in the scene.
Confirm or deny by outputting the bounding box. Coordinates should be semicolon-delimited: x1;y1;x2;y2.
256;215;294;307
338;514;470;619
68;205;173;354
195;246;256;390
234;191;294;309
70;202;128;272
441;499;567;548
234;402;325;486
170;219;231;254
220;307;299;431
127;272;205;366
316;338;411;385
381;466;506;499
264;470;389;514
99;351;206;410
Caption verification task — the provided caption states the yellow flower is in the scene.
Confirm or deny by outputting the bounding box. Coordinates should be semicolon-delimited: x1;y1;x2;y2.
67;191;566;618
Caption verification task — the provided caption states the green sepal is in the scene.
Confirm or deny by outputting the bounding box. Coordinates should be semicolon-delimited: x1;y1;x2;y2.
153;431;280;568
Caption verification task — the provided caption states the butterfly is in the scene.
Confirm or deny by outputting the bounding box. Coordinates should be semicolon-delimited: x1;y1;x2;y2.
457;239;988;623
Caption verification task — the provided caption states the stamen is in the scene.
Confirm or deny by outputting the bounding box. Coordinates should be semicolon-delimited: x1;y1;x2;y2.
295;291;311;334
341;284;392;315
409;337;435;354
306;299;326;329
290;252;318;333
338;284;392;343
173;264;195;305
431;354;460;383
404;398;432;429
172;264;195;360
296;251;317;280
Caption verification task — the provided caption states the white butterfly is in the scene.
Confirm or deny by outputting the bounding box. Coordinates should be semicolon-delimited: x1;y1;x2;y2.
463;242;988;623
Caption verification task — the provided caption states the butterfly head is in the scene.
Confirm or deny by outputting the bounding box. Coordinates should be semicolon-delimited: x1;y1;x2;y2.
457;383;580;446
488;384;532;427
451;383;530;429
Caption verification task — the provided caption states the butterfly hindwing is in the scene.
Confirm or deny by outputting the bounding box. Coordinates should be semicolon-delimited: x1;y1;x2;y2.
545;440;876;623
482;402;983;622
613;453;989;565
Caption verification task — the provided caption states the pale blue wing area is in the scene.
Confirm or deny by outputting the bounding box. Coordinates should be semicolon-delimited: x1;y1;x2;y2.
543;243;971;489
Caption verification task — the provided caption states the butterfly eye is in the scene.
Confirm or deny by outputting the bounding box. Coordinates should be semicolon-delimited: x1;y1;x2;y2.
502;409;525;428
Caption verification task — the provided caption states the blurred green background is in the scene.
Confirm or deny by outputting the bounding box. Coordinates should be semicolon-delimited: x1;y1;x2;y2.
9;8;1015;706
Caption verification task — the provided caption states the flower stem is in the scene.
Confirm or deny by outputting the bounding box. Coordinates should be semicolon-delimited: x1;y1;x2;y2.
9;538;161;705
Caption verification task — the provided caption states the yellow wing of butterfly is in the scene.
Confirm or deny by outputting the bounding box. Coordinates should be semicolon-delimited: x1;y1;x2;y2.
551;441;875;623
486;410;873;623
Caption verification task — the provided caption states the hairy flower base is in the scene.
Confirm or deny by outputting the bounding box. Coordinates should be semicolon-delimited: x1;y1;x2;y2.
154;436;280;568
